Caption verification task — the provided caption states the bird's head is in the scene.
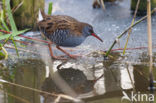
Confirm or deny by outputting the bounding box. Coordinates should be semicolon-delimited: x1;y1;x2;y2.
83;24;103;42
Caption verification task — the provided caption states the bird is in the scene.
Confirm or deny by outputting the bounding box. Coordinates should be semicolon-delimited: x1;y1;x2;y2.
38;10;103;59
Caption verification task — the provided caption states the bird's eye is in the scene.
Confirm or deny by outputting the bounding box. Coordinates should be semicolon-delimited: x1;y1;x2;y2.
89;29;93;33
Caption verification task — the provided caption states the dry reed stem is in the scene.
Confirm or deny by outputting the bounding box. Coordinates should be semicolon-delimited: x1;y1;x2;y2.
123;0;140;54
147;0;153;93
0;79;82;103
0;88;30;103
100;0;105;10
123;0;140;92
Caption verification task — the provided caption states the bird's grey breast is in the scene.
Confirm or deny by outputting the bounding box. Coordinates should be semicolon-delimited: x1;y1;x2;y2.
61;34;86;47
46;29;85;47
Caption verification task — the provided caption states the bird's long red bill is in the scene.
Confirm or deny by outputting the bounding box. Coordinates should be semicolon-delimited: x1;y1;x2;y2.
91;33;103;42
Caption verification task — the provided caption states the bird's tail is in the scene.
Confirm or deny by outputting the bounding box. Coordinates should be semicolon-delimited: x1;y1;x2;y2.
38;9;46;22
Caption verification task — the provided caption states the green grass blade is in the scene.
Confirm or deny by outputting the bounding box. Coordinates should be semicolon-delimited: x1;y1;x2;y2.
2;35;12;47
123;19;135;55
11;36;19;56
0;34;13;40
0;43;8;60
2;0;6;19
12;29;30;36
0;10;9;31
0;32;3;36
0;23;5;30
48;2;53;15
0;11;5;30
0;51;5;60
6;0;17;31
0;29;29;40
0;43;2;48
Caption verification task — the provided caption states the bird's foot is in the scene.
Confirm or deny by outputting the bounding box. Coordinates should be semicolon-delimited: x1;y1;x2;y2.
56;46;82;59
51;55;68;60
57;54;81;59
51;54;81;60
67;54;81;59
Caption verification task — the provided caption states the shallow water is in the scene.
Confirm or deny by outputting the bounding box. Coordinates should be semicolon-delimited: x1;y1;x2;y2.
1;0;156;103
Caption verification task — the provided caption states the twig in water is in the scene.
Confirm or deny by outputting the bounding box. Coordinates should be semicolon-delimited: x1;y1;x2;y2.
125;63;135;91
123;0;140;54
122;0;140;93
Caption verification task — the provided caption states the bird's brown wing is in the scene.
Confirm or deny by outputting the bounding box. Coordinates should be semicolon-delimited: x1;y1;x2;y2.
38;15;84;36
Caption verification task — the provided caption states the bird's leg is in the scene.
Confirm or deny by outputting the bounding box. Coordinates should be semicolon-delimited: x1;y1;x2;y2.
48;43;66;60
48;43;56;58
56;46;80;59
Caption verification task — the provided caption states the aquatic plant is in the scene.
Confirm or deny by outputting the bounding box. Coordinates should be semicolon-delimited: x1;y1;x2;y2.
0;0;28;60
